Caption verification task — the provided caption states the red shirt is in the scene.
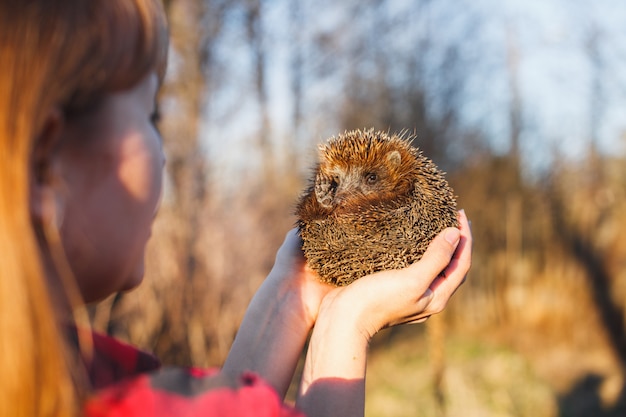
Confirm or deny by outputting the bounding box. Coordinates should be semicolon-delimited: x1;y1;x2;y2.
76;330;304;417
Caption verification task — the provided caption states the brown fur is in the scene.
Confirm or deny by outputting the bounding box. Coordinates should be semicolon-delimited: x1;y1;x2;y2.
296;129;458;286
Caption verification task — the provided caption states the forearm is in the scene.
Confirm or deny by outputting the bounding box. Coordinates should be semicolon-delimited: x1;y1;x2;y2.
221;268;314;398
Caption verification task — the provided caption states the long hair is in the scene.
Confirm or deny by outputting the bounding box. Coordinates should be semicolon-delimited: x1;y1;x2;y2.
0;1;168;416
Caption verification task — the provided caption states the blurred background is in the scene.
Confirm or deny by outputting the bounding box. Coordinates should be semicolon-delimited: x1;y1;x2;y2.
91;0;626;415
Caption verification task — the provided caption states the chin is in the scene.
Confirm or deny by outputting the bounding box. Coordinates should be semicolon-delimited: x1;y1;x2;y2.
122;264;146;292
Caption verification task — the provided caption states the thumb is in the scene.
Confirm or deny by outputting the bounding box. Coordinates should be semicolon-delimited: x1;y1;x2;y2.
410;227;460;277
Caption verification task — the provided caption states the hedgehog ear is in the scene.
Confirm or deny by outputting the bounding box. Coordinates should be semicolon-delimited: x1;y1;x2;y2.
386;150;401;167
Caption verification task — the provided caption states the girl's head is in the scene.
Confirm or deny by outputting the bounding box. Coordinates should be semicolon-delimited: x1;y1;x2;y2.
0;0;168;415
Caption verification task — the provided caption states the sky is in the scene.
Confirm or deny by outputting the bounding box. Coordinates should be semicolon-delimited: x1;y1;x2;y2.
422;0;626;170
197;0;626;181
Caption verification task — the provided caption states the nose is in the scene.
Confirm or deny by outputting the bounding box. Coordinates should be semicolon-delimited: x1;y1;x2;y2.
160;147;167;167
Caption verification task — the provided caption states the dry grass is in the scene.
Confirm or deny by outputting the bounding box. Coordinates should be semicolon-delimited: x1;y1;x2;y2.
366;327;556;417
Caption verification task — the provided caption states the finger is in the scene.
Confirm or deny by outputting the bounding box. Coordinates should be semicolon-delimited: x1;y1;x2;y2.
429;210;472;298
440;210;472;282
285;228;304;250
385;288;434;326
455;209;472;261
406;316;430;325
277;228;305;258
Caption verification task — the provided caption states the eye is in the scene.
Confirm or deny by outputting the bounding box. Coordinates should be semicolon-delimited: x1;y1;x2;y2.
150;105;163;143
150;107;161;126
365;172;378;184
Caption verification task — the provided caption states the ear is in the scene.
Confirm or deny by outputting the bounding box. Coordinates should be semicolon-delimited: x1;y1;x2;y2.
30;107;66;227
386;150;401;167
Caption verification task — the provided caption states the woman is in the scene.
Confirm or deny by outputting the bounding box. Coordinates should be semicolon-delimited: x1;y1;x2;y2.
0;0;472;416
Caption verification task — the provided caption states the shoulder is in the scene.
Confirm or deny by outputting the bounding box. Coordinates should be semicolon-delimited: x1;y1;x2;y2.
84;368;305;417
67;327;161;389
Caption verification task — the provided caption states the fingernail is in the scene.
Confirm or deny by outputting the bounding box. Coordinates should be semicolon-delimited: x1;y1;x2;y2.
444;228;460;245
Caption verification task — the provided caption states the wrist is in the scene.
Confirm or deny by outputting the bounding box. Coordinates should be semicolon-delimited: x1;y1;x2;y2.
317;289;374;345
222;266;317;397
299;292;371;401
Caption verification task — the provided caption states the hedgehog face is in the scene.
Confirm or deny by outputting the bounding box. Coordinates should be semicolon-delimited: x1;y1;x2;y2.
314;150;405;210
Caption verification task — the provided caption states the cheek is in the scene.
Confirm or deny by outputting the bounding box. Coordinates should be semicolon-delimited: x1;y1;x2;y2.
61;131;163;302
117;130;163;207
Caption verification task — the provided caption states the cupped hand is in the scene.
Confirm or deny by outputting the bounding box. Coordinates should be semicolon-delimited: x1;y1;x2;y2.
317;209;472;341
267;228;337;328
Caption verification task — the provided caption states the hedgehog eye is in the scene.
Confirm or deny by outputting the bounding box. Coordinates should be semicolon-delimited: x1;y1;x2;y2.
365;172;378;184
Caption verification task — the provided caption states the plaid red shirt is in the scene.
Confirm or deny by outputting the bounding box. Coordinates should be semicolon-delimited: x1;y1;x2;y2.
72;329;304;417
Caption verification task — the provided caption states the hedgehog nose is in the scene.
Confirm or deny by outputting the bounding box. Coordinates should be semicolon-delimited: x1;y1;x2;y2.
334;192;347;205
334;187;360;206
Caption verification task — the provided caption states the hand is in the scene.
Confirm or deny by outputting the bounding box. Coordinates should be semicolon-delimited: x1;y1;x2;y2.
267;228;336;329
319;209;472;341
297;210;472;417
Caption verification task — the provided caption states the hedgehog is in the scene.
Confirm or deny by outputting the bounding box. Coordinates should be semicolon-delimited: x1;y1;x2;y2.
295;128;458;286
